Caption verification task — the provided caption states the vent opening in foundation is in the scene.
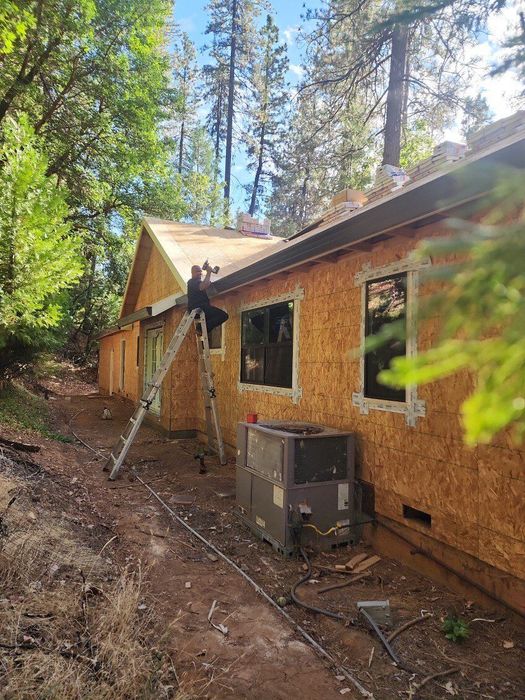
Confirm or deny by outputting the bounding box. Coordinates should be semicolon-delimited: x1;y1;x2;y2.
403;504;431;527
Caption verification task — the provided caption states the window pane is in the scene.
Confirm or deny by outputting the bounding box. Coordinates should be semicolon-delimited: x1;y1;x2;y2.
209;325;222;349
264;345;293;387
242;308;266;345
365;274;407;402
241;347;265;383
268;302;293;344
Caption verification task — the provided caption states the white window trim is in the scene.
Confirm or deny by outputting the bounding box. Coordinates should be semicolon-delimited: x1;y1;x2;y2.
352;255;431;427
237;286;304;404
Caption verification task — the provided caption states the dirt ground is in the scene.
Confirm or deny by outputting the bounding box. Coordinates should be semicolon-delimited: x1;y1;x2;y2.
1;366;524;699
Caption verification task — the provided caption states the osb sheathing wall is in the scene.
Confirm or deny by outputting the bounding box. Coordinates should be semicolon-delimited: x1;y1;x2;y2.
176;223;525;612
134;242;181;309
98;324;140;401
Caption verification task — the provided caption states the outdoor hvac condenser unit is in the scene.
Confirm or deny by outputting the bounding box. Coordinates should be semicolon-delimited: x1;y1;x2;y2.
236;421;355;555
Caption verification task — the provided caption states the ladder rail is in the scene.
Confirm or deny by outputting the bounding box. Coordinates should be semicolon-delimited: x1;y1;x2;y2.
198;320;227;465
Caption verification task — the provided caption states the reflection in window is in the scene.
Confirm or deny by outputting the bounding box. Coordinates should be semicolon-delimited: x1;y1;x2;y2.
365;274;407;402
209;324;222;350
241;301;294;387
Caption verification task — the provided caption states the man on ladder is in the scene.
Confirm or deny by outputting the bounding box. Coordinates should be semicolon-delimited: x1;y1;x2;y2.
187;261;228;336
104;260;228;481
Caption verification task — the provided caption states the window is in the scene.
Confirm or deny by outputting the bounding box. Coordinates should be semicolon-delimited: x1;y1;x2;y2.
364;273;407;402
352;256;429;426
240;301;294;388
208;324;223;351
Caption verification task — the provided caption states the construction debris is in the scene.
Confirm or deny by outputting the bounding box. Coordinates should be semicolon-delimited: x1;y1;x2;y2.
207;600;229;636
352;555;381;573
101;407;112;420
345;553;369;570
357;600;391;627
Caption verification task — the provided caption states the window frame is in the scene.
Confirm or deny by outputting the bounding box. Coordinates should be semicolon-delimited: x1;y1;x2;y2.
352;256;430;426
240;300;294;388
238;287;304;404
364;272;407;403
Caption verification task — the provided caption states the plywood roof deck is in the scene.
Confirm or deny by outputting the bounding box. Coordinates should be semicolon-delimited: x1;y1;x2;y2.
120;219;282;317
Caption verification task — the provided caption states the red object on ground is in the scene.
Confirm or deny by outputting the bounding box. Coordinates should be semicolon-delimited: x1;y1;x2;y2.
247;413;258;424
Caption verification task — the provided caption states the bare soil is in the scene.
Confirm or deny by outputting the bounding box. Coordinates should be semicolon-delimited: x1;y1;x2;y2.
1;364;524;699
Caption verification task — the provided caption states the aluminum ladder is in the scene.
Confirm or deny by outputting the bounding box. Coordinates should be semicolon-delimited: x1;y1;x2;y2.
104;309;226;481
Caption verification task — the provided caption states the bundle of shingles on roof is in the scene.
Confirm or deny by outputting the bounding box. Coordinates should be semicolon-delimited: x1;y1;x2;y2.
466;110;525;152
236;213;272;239
316;188;368;226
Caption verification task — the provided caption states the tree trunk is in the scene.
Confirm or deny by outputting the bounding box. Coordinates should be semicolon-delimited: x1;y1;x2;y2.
224;0;238;206
249;124;266;216
382;24;409;166
0;37;61;123
178;119;185;174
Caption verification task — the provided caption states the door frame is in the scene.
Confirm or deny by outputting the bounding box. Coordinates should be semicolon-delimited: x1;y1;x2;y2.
143;325;164;416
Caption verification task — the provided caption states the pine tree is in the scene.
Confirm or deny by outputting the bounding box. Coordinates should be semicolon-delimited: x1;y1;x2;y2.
301;0;488;168
0;115;82;374
172;31;200;174
203;0;265;214
244;15;288;216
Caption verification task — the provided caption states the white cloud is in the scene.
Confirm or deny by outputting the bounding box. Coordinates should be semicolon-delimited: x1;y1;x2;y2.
444;2;524;140
283;25;299;46
289;64;305;78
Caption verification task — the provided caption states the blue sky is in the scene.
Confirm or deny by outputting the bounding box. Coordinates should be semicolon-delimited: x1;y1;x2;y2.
172;0;523;216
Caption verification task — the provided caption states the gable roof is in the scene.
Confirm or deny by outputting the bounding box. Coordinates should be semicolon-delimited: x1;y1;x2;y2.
120;218;282;318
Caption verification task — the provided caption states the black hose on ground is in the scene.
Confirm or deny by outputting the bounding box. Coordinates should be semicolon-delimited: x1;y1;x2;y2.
291;546;351;623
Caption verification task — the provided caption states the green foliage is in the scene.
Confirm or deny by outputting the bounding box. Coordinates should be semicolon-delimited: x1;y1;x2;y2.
399;119;435;169
0;1;35;55
378;168;525;445
0;0;227;360
0;115;82;372
0;382;71;442
179;128;224;225
442;615;470;643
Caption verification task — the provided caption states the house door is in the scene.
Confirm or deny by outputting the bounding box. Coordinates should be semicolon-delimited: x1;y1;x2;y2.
144;327;164;416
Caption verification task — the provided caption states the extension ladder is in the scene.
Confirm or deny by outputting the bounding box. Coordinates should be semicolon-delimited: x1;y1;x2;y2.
104;309;226;481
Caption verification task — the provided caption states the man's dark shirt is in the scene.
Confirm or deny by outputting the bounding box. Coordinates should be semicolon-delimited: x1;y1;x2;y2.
187;277;210;311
